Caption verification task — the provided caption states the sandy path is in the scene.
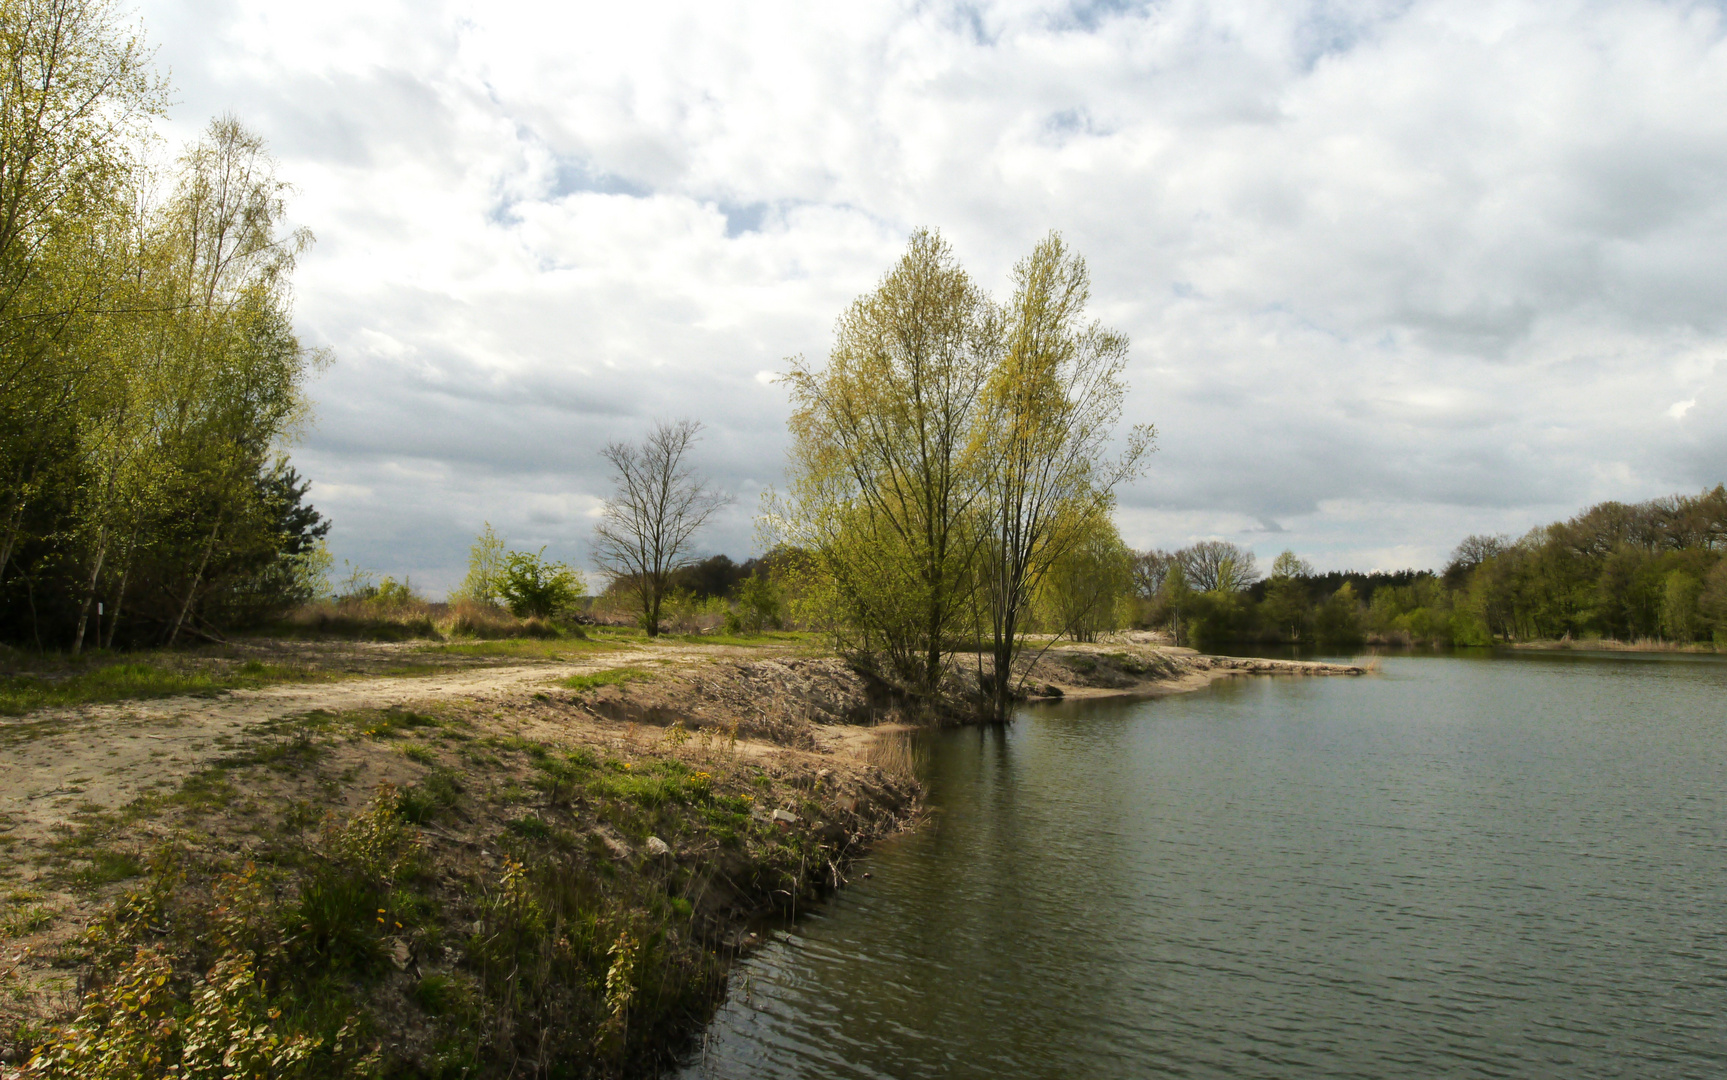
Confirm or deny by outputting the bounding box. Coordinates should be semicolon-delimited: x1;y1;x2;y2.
0;651;674;846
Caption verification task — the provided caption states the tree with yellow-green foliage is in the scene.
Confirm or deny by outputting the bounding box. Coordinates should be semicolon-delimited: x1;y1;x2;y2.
0;0;166;588
773;229;1152;715
1038;512;1134;643
974;234;1152;719
1262;550;1313;641
775;229;996;693
0;2;329;650
455;522;509;604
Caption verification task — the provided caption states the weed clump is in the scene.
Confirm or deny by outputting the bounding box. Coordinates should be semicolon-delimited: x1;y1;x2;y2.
557;667;652;693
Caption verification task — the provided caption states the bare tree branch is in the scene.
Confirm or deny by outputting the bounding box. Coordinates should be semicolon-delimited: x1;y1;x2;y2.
592;418;731;636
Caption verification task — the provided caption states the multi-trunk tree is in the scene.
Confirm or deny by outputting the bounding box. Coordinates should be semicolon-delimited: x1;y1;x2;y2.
778;229;995;695
776;229;1152;718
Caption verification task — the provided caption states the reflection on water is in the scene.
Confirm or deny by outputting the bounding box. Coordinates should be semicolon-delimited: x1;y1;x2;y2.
681;653;1727;1079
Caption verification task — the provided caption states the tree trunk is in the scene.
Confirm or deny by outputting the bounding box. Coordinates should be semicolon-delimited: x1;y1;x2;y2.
991;627;1014;723
169;517;222;646
103;558;131;650
26;573;42;651
0;497;23;586
71;524;109;656
925;581;943;698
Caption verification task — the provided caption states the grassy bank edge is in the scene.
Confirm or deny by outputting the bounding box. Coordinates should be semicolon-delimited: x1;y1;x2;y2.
0;690;918;1078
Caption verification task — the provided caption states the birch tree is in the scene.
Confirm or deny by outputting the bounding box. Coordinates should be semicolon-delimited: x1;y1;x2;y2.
0;0;164;588
149;117;314;644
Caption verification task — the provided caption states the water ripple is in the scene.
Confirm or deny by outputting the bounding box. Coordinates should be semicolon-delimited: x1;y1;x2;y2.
682;654;1727;1080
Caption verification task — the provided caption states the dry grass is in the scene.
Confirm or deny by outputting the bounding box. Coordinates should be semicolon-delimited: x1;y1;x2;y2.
1508;636;1722;654
279;599;569;642
862;729;921;783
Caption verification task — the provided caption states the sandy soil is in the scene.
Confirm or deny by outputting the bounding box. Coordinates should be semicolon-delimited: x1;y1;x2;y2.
1019;637;1365;700
0;649;674;849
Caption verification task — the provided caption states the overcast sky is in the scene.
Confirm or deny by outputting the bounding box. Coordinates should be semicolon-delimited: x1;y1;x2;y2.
137;0;1727;593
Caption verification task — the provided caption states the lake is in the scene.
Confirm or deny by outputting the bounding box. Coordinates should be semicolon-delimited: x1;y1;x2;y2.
679;651;1727;1079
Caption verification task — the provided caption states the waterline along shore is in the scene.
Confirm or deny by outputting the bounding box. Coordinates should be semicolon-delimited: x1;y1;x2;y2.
0;634;1358;1077
686;651;1727;1079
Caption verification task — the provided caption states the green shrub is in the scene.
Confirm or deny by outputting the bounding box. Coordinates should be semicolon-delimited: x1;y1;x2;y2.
291;869;385;974
499;549;584;619
397;769;462;823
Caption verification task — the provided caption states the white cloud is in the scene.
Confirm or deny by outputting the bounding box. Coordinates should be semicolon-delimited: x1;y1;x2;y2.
138;0;1727;588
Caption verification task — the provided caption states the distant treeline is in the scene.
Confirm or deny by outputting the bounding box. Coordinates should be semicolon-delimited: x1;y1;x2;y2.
1135;486;1727;649
0;3;324;651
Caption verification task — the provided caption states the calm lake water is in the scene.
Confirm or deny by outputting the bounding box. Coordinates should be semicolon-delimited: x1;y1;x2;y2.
679;652;1727;1079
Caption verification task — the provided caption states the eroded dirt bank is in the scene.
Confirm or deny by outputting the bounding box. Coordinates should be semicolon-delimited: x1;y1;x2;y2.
0;644;918;1077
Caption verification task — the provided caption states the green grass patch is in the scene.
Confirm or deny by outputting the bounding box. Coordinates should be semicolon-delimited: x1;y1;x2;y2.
68;850;145;889
506;816;553;840
167;769;239;813
0;659;323;717
355;707;442;739
397;769;463;824
588;760;707;809
416;636;619;661
401;743;437;764
556;666;653;693
0;903;55;938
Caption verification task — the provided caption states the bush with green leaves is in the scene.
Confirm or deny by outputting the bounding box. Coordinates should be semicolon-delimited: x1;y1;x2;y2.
498;549;584;619
725;574;786;634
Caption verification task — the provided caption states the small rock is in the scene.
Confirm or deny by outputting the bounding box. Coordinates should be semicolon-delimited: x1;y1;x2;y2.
594;829;631;859
771;808;799;825
646;836;672;857
1042;684;1065;698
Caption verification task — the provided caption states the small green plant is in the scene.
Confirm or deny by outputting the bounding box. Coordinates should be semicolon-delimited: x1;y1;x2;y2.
557;667;651;693
0;902;55;937
292;870;384;974
396;769;462;824
412;972;478;1019
69;851;144;889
